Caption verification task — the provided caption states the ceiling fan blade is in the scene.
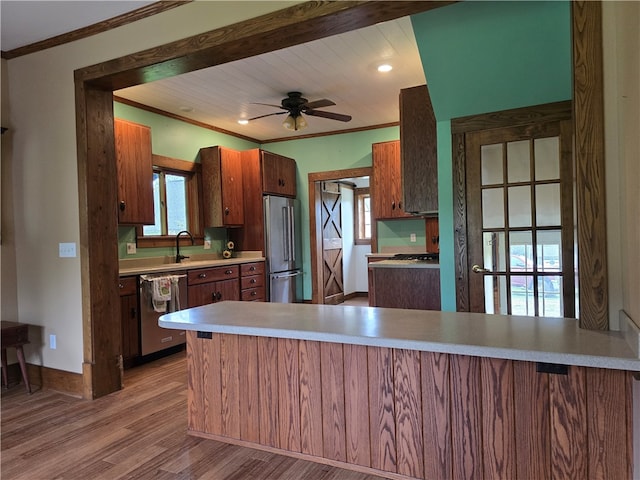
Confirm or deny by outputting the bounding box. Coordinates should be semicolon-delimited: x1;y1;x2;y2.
302;98;335;110
250;102;286;109
247;111;287;121
305;109;352;122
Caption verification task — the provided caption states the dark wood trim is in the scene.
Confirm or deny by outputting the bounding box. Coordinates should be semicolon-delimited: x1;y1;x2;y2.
261;122;400;144
77;1;442;398
308;167;372;305
114;96;262;144
1;1;191;60
74;2;453;90
572;1;608;330
452;102;573;313
151;153;201;173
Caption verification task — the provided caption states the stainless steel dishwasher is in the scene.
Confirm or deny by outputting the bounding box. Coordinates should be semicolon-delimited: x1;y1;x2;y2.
139;272;187;356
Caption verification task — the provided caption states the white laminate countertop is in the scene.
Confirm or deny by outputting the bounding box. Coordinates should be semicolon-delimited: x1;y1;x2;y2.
159;301;640;371
119;254;265;276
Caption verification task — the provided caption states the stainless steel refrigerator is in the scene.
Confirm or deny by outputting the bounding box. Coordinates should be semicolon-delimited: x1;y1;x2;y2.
264;195;301;302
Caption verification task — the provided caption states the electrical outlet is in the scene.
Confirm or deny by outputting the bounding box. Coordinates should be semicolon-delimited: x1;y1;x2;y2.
59;242;76;257
126;243;137;254
50;334;57;350
204;240;211;250
410;233;417;243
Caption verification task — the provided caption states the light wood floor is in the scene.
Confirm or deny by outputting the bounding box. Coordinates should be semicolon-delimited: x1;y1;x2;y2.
1;351;385;480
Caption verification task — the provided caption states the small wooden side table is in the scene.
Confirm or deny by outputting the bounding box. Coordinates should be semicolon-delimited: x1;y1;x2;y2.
1;321;31;394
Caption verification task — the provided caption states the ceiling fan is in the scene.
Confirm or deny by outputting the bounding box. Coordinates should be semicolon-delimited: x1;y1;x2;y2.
248;92;352;130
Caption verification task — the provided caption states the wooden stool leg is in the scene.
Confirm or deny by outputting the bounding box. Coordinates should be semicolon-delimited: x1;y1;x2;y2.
1;348;7;388
15;346;31;394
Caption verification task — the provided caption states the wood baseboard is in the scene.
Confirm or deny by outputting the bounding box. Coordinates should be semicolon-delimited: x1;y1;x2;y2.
5;363;85;397
344;291;368;300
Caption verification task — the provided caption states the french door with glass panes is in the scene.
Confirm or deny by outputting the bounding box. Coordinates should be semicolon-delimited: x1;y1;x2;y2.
466;119;575;318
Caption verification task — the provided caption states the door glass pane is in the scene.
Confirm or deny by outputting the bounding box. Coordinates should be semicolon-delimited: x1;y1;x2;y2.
143;172;162;236
166;174;188;235
537;230;562;272
483;231;506;272
508;186;531;227
485;275;508;315
511;277;535;316
538;276;562;316
481;143;503;185
482;188;504;228
507;140;530;183
535;136;560;181
535;183;561;226
509;230;533;270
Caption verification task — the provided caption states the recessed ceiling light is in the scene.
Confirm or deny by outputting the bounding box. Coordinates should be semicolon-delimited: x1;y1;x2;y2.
179;106;194;113
237;119;249;125
377;64;393;73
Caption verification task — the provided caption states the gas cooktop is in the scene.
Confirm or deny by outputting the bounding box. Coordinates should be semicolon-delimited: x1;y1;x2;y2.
392;253;439;262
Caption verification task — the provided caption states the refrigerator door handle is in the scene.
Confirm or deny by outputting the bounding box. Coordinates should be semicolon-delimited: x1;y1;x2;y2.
272;271;302;280
288;205;296;263
282;206;290;261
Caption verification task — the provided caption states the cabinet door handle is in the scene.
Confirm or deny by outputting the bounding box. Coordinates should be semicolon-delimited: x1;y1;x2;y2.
224;208;230;215
130;307;136;318
251;291;257;296
118;283;124;289
198;273;207;279
119;201;126;211
225;269;233;275
249;266;256;271
391;201;396;210
211;292;217;303
250;278;256;284
398;201;402;210
216;292;222;301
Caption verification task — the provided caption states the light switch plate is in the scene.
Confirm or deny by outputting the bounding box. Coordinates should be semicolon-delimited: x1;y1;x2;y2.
204;240;211;250
59;242;76;257
410;233;417;243
126;243;137;254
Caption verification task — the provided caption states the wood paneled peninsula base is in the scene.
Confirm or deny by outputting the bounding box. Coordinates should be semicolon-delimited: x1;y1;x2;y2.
160;302;639;480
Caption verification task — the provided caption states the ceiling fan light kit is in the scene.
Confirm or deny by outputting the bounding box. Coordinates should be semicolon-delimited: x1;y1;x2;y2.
248;91;352;131
282;113;307;131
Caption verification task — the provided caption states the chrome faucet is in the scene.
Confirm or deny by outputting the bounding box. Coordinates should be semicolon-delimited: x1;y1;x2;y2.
175;230;194;263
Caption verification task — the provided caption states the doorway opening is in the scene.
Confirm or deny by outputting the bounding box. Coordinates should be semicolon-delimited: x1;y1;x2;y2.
308;167;372;305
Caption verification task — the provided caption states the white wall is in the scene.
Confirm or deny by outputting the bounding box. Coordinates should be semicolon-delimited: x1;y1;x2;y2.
603;1;640;331
340;183;370;295
2;2;299;373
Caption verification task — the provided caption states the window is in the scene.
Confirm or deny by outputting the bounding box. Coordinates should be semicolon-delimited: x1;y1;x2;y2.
137;155;202;247
354;187;371;245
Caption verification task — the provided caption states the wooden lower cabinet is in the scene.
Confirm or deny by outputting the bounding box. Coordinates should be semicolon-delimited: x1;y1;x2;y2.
369;266;441;310
187;265;240;308
186;332;634;480
118;276;139;368
240;262;265;301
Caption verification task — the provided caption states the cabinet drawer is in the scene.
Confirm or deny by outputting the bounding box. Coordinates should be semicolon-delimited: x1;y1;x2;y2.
241;274;264;290
188;265;239;285
240;262;264;276
118;276;138;296
241;286;265;301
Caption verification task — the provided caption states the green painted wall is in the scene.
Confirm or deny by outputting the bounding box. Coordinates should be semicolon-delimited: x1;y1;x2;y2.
410;1;572;311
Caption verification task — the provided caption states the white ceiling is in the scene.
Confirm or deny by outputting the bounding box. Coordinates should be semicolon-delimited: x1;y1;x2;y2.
1;1;426;142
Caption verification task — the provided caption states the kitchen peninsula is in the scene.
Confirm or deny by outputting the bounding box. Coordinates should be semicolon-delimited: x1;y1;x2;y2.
160;301;638;480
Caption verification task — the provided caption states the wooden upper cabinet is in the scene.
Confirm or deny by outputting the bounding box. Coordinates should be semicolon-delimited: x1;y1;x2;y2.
261;151;297;198
400;84;438;215
371;140;410;219
115;119;154;224
199;146;244;227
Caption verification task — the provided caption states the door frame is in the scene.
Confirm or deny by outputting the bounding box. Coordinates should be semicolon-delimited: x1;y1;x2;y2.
308;167;372;305
73;1;606;398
